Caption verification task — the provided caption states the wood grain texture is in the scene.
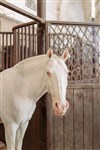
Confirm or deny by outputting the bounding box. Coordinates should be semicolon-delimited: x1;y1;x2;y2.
64;89;74;150
47;85;100;150
84;88;93;150
93;88;100;150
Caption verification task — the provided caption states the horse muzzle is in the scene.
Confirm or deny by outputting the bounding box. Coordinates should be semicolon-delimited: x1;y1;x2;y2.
53;100;69;116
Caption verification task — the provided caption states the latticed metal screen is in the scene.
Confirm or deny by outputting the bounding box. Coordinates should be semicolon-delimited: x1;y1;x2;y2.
46;22;100;83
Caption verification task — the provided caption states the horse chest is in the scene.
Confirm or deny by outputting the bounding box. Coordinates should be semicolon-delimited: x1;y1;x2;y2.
13;97;36;122
1;96;36;124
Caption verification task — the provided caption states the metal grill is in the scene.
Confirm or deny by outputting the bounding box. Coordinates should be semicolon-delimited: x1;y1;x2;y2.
46;22;100;83
0;32;13;71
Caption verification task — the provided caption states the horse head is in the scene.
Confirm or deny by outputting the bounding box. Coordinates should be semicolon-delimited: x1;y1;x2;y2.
46;48;70;116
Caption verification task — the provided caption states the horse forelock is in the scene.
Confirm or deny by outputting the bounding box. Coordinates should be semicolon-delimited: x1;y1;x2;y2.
52;54;68;73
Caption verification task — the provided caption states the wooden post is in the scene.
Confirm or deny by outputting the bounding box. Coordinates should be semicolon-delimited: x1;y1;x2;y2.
35;1;47;150
37;0;46;54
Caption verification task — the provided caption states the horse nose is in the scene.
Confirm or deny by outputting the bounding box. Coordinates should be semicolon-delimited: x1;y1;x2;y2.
54;101;69;116
55;102;68;111
55;102;61;110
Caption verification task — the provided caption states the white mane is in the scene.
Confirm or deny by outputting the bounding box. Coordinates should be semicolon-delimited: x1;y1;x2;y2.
14;55;47;69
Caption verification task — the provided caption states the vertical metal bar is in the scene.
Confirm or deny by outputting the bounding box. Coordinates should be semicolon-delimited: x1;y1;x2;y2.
2;33;4;70
6;34;8;69
10;33;12;67
32;24;34;56
25;26;27;58
18;28;20;62
28;25;31;57
11;33;14;67
23;27;25;59
13;30;16;65
21;27;23;60
16;29;18;63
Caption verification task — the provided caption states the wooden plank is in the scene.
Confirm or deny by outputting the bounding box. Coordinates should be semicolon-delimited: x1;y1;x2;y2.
47;94;54;150
46;85;100;150
68;83;100;89
84;88;93;150
73;88;84;150
53;113;63;150
93;88;100;150
64;89;74;150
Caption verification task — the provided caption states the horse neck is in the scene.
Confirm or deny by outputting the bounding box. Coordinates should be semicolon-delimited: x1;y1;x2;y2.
15;55;48;101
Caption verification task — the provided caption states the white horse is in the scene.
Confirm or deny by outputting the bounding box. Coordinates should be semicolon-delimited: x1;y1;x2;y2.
0;49;69;150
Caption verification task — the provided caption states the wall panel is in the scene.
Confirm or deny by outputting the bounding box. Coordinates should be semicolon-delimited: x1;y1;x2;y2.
47;85;100;150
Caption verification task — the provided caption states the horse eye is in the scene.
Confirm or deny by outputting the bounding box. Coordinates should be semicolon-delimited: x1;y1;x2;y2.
47;71;51;76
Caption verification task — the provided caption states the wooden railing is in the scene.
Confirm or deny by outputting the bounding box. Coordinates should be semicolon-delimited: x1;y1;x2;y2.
0;32;13;70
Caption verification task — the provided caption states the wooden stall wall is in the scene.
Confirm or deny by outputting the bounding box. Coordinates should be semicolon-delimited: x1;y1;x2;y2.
47;84;100;150
46;21;100;150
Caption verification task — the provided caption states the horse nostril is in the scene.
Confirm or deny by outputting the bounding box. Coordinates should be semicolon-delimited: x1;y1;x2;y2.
55;102;60;110
55;102;58;108
47;71;51;76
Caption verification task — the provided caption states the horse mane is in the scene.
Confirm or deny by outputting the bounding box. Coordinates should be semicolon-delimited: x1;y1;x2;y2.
13;55;47;69
13;54;60;69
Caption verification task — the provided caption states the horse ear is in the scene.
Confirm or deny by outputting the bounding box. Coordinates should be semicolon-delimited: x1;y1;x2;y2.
61;49;70;61
47;48;53;58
